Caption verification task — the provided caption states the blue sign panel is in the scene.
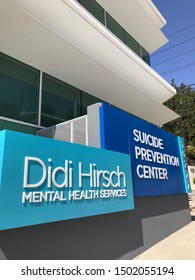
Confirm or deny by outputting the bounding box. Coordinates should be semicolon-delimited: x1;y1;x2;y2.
99;103;190;196
0;130;134;230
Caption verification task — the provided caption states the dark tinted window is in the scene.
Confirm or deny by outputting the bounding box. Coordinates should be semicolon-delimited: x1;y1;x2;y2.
0;119;37;134
41;74;80;127
79;0;105;25
141;47;150;65
106;13;125;42
81;91;101;115
125;32;141;56
0;52;39;124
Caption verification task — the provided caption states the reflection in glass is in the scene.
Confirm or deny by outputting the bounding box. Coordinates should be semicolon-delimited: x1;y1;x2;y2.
0;52;39;124
41;74;80;127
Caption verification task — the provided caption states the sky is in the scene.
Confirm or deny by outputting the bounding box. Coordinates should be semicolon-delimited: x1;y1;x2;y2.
151;0;195;88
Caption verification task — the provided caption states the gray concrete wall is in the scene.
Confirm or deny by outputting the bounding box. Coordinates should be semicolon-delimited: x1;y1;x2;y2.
0;193;191;260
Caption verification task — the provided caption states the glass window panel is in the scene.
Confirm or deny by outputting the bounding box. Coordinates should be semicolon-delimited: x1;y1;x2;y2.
0;119;38;135
81;91;101;115
141;47;151;65
106;13;125;42
0;52;39;125
41;74;80;127
79;0;105;25
124;32;141;57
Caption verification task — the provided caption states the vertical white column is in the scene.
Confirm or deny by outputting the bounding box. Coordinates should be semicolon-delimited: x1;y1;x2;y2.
38;71;43;126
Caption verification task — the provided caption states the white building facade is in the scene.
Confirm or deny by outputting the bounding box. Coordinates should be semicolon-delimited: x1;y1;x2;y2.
0;0;179;134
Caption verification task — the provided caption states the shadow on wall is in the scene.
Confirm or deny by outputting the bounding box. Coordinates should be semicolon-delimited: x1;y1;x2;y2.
0;194;191;260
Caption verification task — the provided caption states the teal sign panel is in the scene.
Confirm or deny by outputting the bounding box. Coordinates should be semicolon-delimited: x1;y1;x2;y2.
0;130;134;230
178;136;192;193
